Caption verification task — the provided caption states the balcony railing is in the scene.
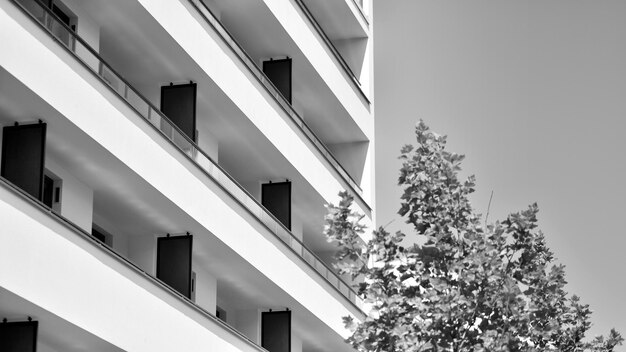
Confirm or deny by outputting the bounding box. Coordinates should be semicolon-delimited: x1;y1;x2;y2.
0;176;267;352
187;0;371;210
12;0;364;311
351;0;369;25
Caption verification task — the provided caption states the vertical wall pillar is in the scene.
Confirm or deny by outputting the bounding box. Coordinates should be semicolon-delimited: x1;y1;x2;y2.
193;264;217;315
290;333;302;352
45;158;94;233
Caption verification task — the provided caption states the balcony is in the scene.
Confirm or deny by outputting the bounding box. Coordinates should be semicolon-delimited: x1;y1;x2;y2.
0;180;274;352
0;288;125;352
15;0;373;230
10;0;374;215
186;0;372;203
0;0;365;349
0;67;359;351
181;0;375;207
292;0;368;96
297;0;371;85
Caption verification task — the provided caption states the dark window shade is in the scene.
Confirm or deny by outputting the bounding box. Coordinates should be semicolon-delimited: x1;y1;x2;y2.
91;227;107;243
157;235;193;298
216;306;227;322
160;83;197;141
262;181;291;230
263;58;292;104
0;321;38;352
262;311;291;352
1;123;47;200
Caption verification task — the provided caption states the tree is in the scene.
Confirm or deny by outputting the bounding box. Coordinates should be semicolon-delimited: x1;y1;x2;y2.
325;120;623;351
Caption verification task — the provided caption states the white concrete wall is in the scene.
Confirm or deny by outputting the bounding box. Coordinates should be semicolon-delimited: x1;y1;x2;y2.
0;184;262;352
328;140;368;184
328;140;374;225
45;158;94;233
197;122;219;162
259;0;375;212
291;332;303;352
233;309;261;343
241;181;261;201
135;0;372;222
360;34;374;99
345;0;370;31
291;214;303;241
362;141;374;225
262;0;373;138
0;1;361;340
38;341;60;352
194;263;217;315
92;211;129;256
0;124;95;235
333;37;368;79
362;0;372;18
215;295;237;326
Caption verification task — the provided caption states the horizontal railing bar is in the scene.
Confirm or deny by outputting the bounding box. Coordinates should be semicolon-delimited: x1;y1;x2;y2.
350;0;370;25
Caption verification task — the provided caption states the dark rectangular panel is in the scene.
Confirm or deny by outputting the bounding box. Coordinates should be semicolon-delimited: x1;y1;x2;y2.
1;123;47;200
262;311;291;352
91;227;106;243
43;174;53;207
263;58;292;103
160;83;197;141
262;181;291;230
0;321;38;352
157;235;193;298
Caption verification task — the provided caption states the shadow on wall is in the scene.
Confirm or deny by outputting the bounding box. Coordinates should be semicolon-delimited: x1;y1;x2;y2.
332;37;368;79
328;140;369;184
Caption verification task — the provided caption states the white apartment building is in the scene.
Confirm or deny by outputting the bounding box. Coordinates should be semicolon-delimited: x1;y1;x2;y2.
0;0;373;351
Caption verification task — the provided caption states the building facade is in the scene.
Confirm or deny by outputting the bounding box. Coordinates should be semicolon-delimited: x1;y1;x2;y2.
0;0;373;351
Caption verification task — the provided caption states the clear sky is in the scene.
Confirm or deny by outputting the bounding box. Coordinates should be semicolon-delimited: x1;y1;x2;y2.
374;0;626;342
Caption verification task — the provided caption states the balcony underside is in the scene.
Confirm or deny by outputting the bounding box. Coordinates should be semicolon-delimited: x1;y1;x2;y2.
0;63;358;352
0;3;363;349
0;287;124;352
300;0;369;39
208;0;371;137
85;0;372;216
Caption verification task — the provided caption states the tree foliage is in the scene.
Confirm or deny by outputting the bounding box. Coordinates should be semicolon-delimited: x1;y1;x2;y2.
325;120;622;351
